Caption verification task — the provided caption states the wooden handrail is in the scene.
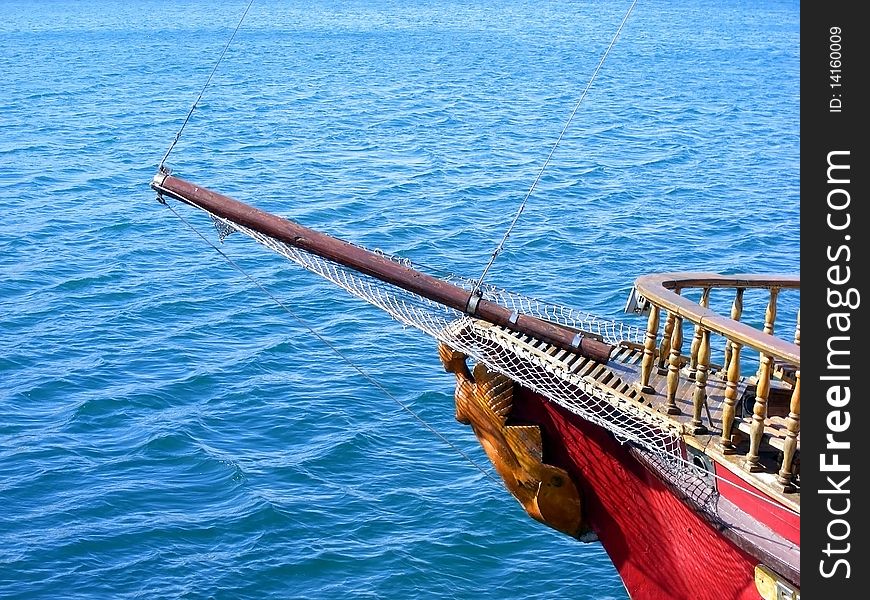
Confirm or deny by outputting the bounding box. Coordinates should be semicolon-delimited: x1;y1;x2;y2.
634;273;800;366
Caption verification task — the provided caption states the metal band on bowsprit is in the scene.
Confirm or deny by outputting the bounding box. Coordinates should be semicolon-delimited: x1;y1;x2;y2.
571;332;584;349
465;292;481;315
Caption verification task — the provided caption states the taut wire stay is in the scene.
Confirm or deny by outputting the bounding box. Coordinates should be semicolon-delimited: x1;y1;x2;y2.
471;0;639;298
154;0;503;485
158;0;257;172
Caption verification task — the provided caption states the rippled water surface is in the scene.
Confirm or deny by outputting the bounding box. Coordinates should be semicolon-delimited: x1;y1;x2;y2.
1;1;798;598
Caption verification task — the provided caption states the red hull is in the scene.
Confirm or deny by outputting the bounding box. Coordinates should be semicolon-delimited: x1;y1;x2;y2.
714;463;799;547
512;388;763;600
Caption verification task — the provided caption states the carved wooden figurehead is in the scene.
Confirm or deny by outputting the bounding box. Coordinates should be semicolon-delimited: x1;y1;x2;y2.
438;343;587;539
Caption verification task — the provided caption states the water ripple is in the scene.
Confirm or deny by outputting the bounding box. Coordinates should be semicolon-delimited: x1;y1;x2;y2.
0;1;797;598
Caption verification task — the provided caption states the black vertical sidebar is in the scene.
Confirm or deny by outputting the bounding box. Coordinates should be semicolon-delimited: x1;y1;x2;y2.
801;1;866;597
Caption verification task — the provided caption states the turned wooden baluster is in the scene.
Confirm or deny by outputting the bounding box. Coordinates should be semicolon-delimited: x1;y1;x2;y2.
657;310;675;375
777;370;801;489
746;290;779;472
691;328;711;434
638;305;660;394
686;287;711;380
764;289;779;335
719;334;743;454
721;289;744;378
746;351;773;471
756;288;779;378
746;367;775;472
664;315;683;415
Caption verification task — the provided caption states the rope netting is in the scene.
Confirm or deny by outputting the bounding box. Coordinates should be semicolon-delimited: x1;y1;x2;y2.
201;212;703;482
152;0;792;516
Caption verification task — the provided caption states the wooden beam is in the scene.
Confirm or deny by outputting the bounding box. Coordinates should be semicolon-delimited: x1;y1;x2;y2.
152;173;613;363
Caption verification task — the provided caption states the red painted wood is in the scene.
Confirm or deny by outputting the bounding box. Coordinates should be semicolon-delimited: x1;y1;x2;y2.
714;463;800;547
511;389;762;600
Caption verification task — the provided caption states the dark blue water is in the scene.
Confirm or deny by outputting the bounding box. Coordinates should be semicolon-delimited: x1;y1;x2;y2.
1;1;798;598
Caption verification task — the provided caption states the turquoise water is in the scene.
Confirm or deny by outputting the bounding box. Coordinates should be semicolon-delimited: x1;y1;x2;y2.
1;1;798;598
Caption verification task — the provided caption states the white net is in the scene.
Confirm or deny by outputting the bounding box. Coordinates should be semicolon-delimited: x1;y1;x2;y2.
205;212;699;482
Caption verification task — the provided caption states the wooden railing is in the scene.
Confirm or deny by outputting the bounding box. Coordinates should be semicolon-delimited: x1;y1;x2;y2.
633;273;800;490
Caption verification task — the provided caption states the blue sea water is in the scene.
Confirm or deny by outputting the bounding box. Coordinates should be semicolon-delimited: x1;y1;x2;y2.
0;1;798;599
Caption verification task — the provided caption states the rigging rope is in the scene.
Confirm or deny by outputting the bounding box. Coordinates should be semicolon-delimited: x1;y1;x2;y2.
167;200;803;520
158;0;257;171
153;0;516;492
153;0;800;523
163;202;502;488
471;0;639;297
